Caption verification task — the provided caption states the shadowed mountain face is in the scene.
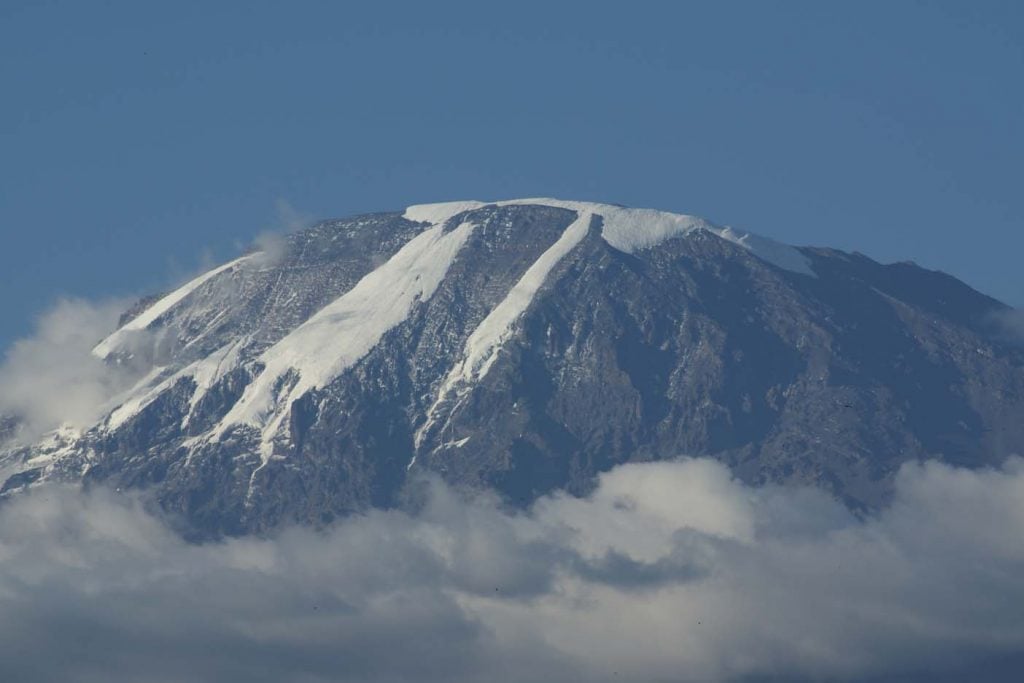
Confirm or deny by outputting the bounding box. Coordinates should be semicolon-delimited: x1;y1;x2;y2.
2;200;1022;536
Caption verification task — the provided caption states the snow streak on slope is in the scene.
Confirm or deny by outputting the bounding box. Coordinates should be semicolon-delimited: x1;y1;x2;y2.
105;366;175;431
458;210;594;380
415;210;594;452
716;226;815;276
92;255;257;359
103;340;247;431
213;220;477;456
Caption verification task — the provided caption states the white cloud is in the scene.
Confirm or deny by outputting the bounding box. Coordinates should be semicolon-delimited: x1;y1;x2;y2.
1;457;1023;682
0;298;149;442
274;198;313;233
248;199;315;267
0;199;317;444
991;308;1024;344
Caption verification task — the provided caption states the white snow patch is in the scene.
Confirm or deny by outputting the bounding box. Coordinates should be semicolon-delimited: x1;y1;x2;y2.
214;220;477;457
716;227;816;277
102;366;169;430
403;201;486;226
102;339;247;432
104;366;182;431
93;254;256;359
182;340;246;426
2;424;89;486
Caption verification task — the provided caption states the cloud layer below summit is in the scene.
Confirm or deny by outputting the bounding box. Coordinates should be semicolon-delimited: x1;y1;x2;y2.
2;456;1024;683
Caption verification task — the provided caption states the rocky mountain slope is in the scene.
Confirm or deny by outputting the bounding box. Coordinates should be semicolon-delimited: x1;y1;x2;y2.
2;199;1022;536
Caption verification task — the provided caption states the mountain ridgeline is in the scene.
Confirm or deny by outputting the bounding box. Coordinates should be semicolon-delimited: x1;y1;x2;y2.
2;199;1022;536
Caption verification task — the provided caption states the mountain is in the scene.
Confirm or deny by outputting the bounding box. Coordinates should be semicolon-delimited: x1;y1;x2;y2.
2;199;1022;537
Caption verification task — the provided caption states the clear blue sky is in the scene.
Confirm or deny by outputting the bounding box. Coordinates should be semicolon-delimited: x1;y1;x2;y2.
2;1;1021;349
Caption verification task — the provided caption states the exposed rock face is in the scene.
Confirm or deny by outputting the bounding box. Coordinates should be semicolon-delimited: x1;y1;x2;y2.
2;199;1022;536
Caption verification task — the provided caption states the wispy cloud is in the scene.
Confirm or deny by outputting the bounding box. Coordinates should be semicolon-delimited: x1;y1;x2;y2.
248;199;315;267
0;298;148;442
0;200;316;445
991;308;1024;344
2;457;1023;682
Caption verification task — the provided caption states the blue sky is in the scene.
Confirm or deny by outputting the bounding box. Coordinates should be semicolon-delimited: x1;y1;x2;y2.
1;0;1021;350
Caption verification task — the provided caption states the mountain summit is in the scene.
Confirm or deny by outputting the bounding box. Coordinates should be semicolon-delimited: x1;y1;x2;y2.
3;199;1022;536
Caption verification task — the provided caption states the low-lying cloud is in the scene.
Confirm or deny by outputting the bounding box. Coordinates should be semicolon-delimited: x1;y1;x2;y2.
0;206;310;445
2;457;1023;683
0;298;145;442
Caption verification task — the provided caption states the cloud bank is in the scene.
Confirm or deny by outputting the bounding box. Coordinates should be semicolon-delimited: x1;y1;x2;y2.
0;298;145;442
2;457;1024;682
0;209;306;446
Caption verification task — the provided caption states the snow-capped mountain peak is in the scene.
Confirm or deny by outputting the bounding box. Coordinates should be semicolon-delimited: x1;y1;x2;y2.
3;199;1020;537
